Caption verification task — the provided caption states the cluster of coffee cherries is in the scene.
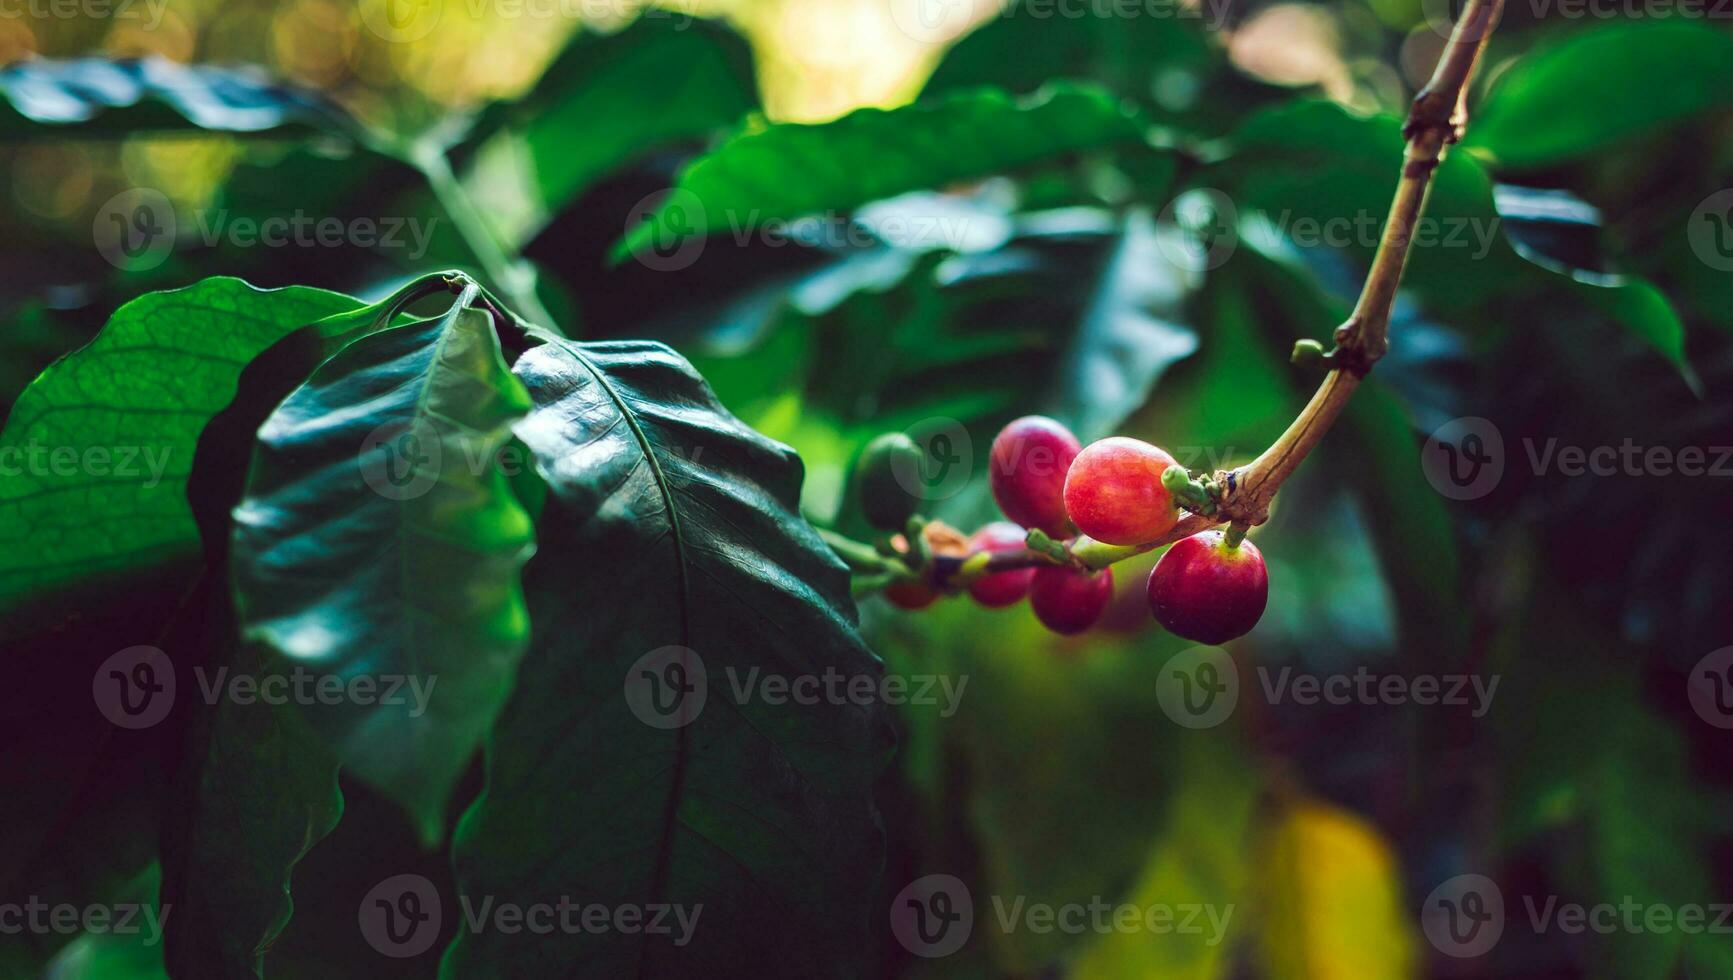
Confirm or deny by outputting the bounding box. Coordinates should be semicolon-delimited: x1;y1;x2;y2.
854;416;1268;643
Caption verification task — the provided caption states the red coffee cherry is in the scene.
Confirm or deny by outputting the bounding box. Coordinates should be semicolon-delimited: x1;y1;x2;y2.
885;581;940;610
1146;530;1268;644
967;522;1037;608
1029;565;1114;636
1062;437;1180;545
989;416;1082;538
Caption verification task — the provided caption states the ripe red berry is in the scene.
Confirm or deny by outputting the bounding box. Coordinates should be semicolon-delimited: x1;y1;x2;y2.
967;522;1037;608
1062;437;1180;546
884;581;939;610
1029;565;1114;636
1147;530;1268;644
989;416;1081;538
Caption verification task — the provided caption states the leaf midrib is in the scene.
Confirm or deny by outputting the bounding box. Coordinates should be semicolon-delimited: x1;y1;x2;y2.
548;339;695;980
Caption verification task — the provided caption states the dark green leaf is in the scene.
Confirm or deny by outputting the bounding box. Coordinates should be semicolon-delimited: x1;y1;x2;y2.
0;57;366;142
616;84;1149;259
444;338;888;977
0;278;365;616
924;0;1212;100
229;300;535;842
459;18;757;250
157;577;344;979
922;0;1274;138
1465;23;1733;171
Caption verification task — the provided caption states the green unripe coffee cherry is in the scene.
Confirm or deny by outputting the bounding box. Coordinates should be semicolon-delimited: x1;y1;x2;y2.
855;433;924;531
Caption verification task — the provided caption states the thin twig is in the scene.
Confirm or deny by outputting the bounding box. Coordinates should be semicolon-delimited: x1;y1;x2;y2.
915;0;1505;589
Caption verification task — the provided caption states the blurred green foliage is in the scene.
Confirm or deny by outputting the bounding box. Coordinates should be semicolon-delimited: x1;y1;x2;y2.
4;0;1733;977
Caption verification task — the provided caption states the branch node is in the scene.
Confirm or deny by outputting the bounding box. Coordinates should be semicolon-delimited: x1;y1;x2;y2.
1402;88;1457;143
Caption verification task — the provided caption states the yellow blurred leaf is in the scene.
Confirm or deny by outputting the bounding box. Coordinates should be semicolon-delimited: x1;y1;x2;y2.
1254;798;1417;980
1071;733;1262;980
